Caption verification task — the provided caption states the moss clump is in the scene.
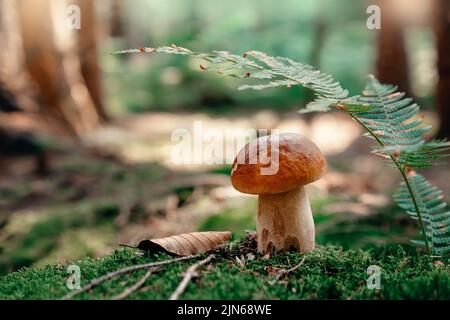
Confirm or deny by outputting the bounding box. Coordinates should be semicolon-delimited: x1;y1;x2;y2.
0;239;448;300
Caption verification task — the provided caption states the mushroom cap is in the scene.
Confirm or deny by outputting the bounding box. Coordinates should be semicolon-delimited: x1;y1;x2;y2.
231;133;326;195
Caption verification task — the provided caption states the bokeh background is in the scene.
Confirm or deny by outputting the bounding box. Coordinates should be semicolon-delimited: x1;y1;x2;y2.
0;0;449;275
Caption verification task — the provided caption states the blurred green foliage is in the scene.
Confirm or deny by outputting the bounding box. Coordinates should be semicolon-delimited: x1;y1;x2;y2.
105;0;376;114
104;0;436;115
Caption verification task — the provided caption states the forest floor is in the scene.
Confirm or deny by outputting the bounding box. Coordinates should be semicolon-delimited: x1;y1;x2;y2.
1;109;449;283
1;234;449;300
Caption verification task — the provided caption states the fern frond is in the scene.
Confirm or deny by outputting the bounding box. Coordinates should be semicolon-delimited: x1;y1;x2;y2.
394;140;450;169
352;75;432;151
113;45;349;102
242;51;349;99
300;97;373;114
238;80;298;91
394;173;450;255
299;98;336;113
372;140;450;170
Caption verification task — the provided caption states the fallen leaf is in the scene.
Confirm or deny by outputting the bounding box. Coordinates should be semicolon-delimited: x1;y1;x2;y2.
136;231;231;256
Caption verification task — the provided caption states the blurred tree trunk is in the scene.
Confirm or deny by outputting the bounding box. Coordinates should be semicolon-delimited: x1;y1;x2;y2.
75;0;108;121
434;0;450;138
8;0;105;137
0;0;40;113
309;18;326;69
303;16;326;105
376;0;412;96
110;0;124;37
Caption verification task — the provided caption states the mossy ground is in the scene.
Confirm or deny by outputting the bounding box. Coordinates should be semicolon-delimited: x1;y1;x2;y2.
1;237;449;300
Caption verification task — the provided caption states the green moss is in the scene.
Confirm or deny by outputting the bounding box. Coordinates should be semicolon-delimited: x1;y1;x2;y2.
0;241;448;300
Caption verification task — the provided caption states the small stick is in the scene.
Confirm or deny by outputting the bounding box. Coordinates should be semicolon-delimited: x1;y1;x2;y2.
119;244;137;249
395;257;409;272
287;256;292;268
112;267;158;300
169;254;215;300
62;254;203;300
269;256;306;286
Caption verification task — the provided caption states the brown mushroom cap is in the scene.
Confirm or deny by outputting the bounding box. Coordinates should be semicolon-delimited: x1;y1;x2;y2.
231;133;326;195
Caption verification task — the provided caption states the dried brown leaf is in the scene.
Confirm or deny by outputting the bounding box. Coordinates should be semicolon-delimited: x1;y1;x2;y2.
136;231;232;256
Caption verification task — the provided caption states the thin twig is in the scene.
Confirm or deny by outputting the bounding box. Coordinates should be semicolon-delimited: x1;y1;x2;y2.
268;256;306;286
112;267;158;300
62;254;203;300
169;254;215;300
119;244;137;249
287;257;292;268
395;257;409;272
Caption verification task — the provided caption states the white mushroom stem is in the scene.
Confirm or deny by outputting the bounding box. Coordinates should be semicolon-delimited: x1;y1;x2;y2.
257;186;315;253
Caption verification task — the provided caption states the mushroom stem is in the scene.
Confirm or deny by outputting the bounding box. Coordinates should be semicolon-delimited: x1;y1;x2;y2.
257;186;315;253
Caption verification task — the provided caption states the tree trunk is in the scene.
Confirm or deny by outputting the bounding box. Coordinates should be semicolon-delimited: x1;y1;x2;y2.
0;0;40;113
303;15;327;106
109;0;124;37
75;0;108;121
434;0;450;138
15;0;103;137
376;0;412;96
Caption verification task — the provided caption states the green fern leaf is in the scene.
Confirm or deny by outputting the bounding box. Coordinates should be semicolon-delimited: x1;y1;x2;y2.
394;173;450;255
299;98;337;113
396;140;450;169
113;45;348;102
373;140;450;169
353;75;431;151
300;97;372;114
238;80;297;90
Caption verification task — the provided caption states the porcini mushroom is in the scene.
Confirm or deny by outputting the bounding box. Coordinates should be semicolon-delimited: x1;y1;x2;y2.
231;133;326;253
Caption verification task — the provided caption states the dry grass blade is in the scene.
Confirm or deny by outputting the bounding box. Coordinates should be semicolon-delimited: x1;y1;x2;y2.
268;256;307;286
169;254;215;300
137;231;232;256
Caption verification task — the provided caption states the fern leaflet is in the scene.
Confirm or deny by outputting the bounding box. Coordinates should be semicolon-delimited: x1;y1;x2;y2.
394;173;450;255
114;45;350;103
352;76;431;151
